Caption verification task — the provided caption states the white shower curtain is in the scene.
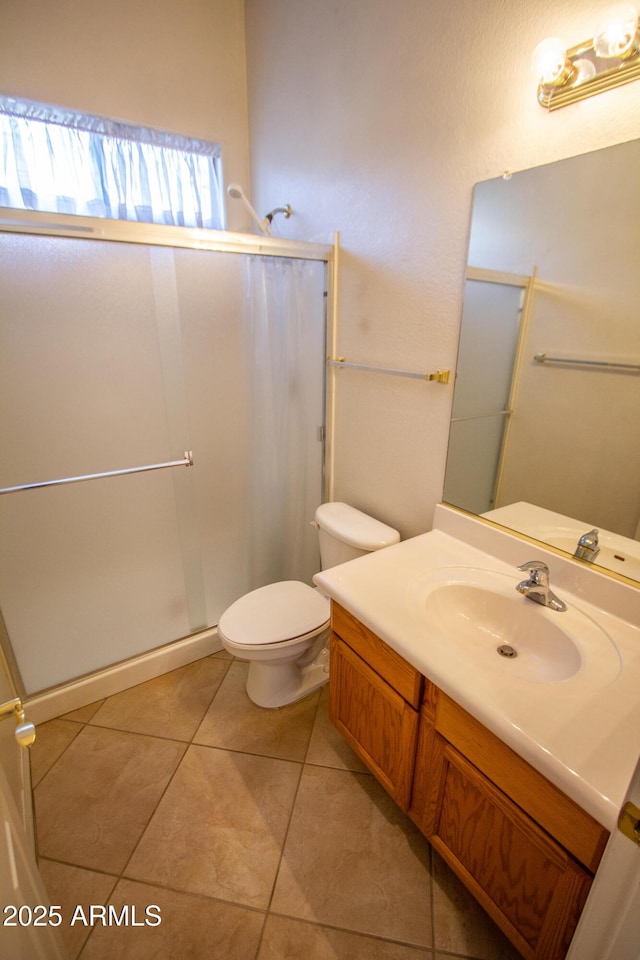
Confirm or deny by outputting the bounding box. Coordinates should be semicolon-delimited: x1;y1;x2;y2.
243;255;326;589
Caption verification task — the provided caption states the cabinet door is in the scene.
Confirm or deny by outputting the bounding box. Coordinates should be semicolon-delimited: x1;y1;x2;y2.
329;634;418;809
414;718;592;960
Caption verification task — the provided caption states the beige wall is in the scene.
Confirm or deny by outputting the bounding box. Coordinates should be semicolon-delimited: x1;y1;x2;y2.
244;0;640;538
0;0;252;232
2;0;639;539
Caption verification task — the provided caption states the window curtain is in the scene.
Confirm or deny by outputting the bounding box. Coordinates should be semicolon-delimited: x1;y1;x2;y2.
0;95;223;229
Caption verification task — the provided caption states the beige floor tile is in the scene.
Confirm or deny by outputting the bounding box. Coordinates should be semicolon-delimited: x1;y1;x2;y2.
259;915;433;959
271;765;432;946
34;725;186;874
305;686;369;772
432;852;522;960
32;655;540;960
125;744;301;909
61;700;106;723
80;878;265;960
89;658;229;741
30;718;84;788
193;660;320;761
38;858;117;959
211;648;235;660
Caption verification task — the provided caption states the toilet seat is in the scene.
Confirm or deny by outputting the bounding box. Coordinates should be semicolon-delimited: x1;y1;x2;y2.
218;580;330;647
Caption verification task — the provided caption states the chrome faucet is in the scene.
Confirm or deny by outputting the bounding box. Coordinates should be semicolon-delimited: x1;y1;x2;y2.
573;528;600;562
516;561;567;612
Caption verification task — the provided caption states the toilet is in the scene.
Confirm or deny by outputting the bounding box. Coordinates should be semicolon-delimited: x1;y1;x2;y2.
218;501;400;708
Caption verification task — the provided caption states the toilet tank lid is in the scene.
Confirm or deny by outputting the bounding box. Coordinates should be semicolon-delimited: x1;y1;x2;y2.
314;502;400;551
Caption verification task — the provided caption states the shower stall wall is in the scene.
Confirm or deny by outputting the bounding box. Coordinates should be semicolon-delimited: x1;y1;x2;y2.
0;213;333;695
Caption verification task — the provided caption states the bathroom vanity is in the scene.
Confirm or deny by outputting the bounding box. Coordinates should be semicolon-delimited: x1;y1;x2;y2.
315;505;640;960
331;600;607;959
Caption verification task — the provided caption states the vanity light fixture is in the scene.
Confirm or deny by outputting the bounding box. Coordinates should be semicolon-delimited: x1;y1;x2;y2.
533;4;640;109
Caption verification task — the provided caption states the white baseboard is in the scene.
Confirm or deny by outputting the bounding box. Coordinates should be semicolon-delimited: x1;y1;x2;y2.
25;628;222;724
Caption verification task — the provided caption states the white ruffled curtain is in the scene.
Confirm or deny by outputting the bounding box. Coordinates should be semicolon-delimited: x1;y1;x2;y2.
0;95;223;229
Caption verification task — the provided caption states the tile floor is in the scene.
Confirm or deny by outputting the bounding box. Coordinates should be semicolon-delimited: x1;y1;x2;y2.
31;651;522;960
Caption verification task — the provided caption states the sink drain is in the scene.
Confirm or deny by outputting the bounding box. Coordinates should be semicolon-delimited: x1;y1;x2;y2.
497;644;518;659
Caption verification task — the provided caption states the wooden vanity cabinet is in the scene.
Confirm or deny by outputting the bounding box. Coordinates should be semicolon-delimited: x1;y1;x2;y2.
329;602;422;809
329;602;610;960
410;689;608;960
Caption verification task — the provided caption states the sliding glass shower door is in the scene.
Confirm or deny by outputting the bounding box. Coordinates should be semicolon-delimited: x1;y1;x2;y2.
0;229;327;694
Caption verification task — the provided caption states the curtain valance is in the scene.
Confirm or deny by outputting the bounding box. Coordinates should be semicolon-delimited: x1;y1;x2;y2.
0;95;223;229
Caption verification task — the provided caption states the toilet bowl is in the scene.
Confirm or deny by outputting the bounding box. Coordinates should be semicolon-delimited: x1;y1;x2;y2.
218;502;400;708
218;580;330;708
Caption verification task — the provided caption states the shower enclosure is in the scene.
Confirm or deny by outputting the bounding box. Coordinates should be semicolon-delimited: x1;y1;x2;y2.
0;212;334;695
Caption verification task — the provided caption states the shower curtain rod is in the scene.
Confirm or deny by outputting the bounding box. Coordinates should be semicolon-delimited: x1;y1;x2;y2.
0;451;193;495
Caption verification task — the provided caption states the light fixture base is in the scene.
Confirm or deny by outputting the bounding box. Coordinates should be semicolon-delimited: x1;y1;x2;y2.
537;17;640;110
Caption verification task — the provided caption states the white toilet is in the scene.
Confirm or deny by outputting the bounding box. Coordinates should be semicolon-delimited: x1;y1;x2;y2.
218;501;400;708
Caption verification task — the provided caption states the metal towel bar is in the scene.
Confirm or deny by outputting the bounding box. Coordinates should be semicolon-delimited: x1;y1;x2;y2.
328;358;450;383
0;451;193;496
534;354;640;372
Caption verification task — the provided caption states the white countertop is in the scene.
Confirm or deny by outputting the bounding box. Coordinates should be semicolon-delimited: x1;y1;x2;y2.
314;506;640;830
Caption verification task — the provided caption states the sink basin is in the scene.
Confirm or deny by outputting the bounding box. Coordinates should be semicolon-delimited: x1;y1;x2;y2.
411;567;621;684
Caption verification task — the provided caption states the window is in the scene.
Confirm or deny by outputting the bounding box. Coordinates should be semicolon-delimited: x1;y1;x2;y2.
0;95;223;230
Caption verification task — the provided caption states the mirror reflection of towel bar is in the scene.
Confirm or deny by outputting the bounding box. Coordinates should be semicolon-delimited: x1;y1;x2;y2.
534;354;640;373
0;451;193;496
329;358;450;383
451;410;511;423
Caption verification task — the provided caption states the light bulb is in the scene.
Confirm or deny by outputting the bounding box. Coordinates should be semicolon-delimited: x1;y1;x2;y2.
531;37;570;85
593;4;639;58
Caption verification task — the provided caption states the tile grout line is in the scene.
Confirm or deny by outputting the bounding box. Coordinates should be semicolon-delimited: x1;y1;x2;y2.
74;657;237;959
114;659;235;884
266;907;441;956
34;658;505;960
255;687;326;956
428;843;437;958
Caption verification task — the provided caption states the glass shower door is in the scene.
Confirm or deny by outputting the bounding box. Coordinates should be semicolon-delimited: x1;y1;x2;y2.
0;233;196;693
0;230;328;695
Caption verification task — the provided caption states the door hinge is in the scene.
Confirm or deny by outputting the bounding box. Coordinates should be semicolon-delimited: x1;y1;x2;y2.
618;800;640;847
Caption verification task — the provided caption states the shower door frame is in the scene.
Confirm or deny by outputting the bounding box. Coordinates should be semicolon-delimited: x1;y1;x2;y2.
0;207;338;716
0;210;339;497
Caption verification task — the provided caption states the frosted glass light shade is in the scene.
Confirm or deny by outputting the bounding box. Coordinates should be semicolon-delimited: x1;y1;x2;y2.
532;37;569;84
593;4;639;58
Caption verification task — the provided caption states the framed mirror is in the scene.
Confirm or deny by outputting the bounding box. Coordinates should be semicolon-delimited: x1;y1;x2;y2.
443;138;640;583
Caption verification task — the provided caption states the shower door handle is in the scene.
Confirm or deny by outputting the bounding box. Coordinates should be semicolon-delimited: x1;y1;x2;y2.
0;450;194;496
0;697;36;749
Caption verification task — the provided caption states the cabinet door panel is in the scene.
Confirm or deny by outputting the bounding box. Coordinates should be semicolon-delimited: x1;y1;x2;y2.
329;634;418;809
435;693;608;872
432;745;592;960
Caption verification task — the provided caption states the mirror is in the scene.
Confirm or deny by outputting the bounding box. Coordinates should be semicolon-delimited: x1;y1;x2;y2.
444;138;640;583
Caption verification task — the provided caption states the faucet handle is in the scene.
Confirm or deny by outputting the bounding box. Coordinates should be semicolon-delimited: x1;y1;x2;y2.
517;560;549;582
574;528;600;561
578;528;599;546
516;560;566;611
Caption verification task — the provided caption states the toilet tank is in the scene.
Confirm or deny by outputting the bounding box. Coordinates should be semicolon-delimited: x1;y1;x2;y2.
315;502;400;569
